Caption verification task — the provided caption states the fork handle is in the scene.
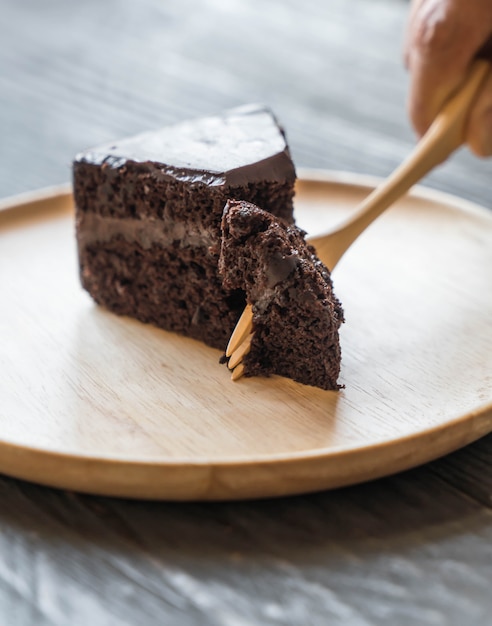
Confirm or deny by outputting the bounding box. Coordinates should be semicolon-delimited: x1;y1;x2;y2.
311;60;490;267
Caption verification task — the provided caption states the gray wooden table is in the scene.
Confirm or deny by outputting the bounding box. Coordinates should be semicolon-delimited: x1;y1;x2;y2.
1;1;491;624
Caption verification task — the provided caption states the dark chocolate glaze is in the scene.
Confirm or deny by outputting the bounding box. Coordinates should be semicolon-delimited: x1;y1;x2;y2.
74;104;296;188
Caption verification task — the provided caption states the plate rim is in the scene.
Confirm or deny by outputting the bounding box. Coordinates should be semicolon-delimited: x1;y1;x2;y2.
1;401;490;465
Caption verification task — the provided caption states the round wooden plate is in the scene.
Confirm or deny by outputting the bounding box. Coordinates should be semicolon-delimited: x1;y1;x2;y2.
1;171;491;500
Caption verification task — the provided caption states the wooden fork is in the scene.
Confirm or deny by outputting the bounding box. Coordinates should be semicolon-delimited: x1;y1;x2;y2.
225;60;491;381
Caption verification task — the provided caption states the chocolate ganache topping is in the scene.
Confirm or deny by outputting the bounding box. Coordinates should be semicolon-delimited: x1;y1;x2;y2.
74;104;296;188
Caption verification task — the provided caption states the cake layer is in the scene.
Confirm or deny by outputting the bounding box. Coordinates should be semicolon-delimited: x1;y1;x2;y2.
74;163;294;228
80;239;246;349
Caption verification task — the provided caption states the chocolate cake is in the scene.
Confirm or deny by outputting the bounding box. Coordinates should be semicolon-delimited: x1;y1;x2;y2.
219;200;344;390
73;105;296;348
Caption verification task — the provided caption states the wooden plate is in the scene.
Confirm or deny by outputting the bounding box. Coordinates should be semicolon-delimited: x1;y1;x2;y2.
1;171;491;500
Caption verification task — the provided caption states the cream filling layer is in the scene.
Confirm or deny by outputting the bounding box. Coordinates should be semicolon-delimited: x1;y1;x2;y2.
77;212;216;251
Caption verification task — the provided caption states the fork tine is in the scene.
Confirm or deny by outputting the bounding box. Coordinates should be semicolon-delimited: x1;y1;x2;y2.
228;333;253;369
231;362;245;381
226;304;254;357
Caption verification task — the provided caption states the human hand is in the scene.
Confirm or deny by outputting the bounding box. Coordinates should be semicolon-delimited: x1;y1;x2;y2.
404;0;492;156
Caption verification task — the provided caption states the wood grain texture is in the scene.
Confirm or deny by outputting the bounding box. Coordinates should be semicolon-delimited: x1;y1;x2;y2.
1;0;491;207
1;176;491;500
1;0;492;624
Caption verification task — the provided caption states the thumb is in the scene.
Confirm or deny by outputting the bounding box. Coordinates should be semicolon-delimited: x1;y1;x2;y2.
405;0;492;136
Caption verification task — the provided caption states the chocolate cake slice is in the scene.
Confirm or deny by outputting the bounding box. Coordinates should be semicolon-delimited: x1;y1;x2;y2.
219;200;344;390
73;105;296;348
